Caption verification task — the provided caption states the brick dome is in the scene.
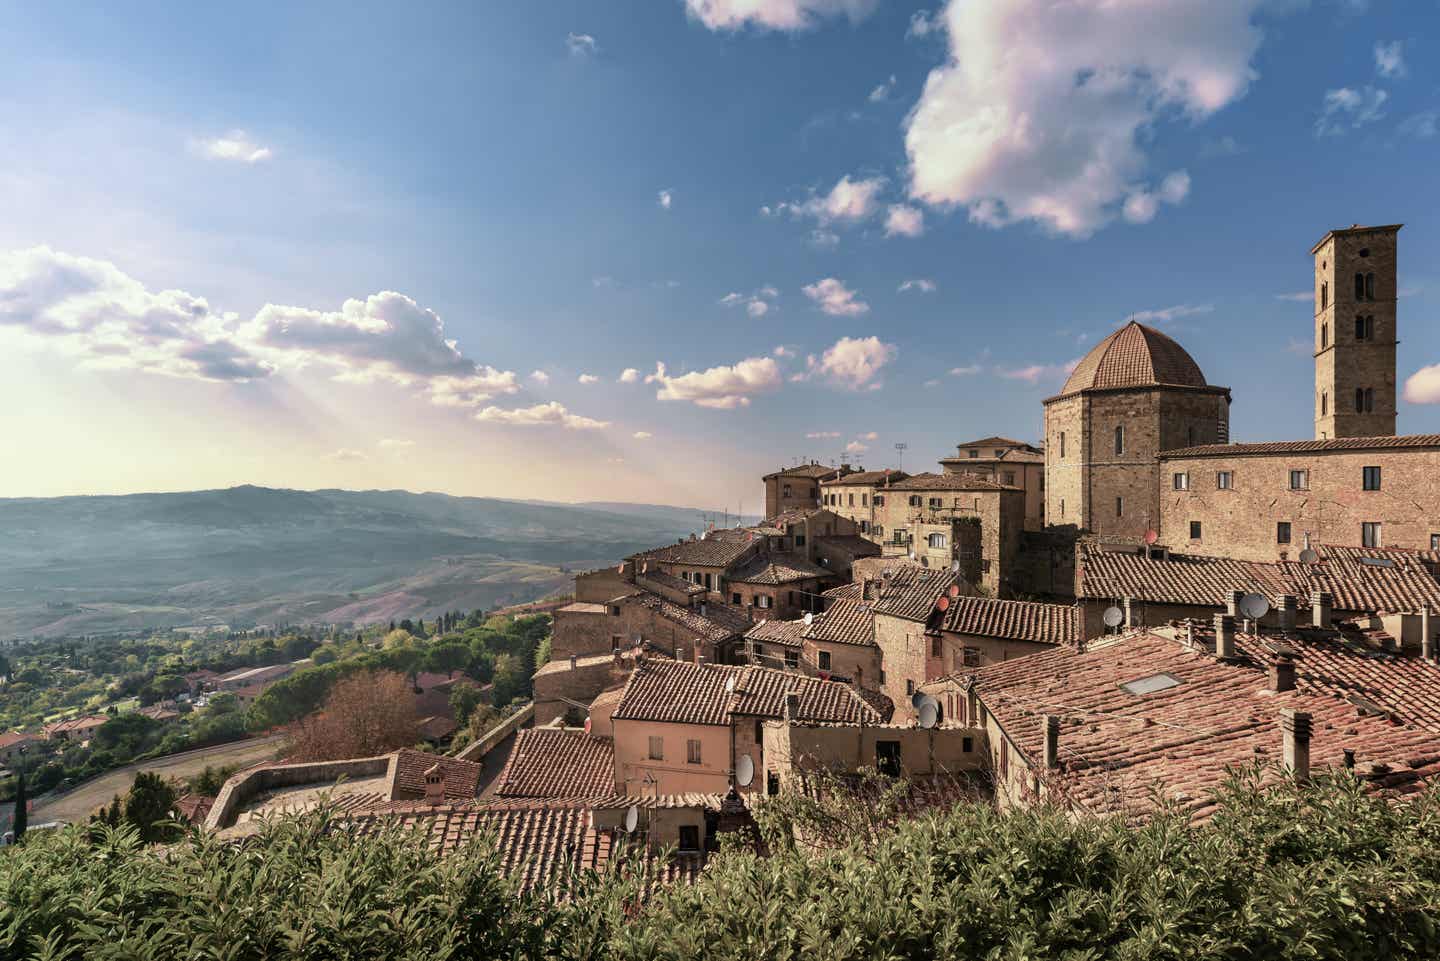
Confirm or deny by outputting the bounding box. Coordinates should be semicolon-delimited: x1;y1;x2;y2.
1059;321;1208;396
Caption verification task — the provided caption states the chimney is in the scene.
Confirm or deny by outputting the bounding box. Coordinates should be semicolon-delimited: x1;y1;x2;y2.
1278;594;1298;632
423;764;445;806
697;655;705;667
569;653;577;670
1311;591;1333;630
1269;656;1296;693
1041;714;1060;769
1280;709;1312;782
1226;590;1244;618
1123;597;1135;629
785;692;800;721
1424;606;1435;661
1213;614;1236;659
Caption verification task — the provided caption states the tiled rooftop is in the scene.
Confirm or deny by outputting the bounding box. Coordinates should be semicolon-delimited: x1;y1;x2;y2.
871;565;961;622
1058;321;1213;397
634;534;757;569
803;598;875;647
763;462;850;481
630;592;753;641
1159;434;1440;458
942;596;1079;646
636;568;706;594
821;469;907;487
815;535;882;557
728;553;830;585
887;471;1018;492
493;728;616;798
744;617;808;648
823;581;866;600
612;658;891;727
950;629;1440;820
389;749;483;802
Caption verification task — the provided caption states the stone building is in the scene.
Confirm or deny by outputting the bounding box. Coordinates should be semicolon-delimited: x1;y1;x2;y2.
939;437;1046;531
1312;224;1400;439
820;468;908;537
761;462;855;518
879;473;1025;595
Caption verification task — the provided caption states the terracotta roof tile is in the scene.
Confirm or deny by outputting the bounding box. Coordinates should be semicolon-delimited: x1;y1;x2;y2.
494;728;616;798
389;749;482;801
815;535;881;558
887;472;1018;492
821;469;908;487
1059;321;1211;397
803;598;875;647
635;535;757;569
612;659;891;726
1160;434;1440;458
629;593;753;642
871;566;961;622
942;596;1079;645
744;618;808;648
728;553;829;585
823;582;866;600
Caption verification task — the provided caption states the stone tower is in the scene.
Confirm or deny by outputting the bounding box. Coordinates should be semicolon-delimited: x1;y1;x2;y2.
1043;321;1230;540
1312;224;1400;439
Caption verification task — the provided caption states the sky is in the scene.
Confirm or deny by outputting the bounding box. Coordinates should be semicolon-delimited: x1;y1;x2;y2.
1;0;1438;511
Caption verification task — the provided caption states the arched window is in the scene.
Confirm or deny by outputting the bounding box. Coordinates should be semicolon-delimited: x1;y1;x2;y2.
1356;388;1366;413
1355;273;1366;300
1366;315;1375;340
1114;425;1125;455
927;533;947;549
1321;323;1328;349
1365;388;1374;412
1321;392;1328;416
1366;272;1376;300
1356;315;1366;340
1188;425;1197;446
1321;282;1328;309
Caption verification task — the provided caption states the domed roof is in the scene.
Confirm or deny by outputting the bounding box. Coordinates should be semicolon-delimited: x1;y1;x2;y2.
1059;321;1208;396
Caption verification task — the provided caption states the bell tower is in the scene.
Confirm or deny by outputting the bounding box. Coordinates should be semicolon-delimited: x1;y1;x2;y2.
1312;224;1400;440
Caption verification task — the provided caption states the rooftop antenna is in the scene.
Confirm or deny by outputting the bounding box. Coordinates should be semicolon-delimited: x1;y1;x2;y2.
894;442;908;472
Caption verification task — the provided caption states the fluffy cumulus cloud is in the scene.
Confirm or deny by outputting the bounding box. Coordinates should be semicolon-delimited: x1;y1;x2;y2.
802;277;869;316
618;367;641;383
1403;365;1440;405
845;440;868;454
898;278;937;293
683;0;877;32
566;32;598;55
907;9;937;38
769;175;886;229
646;356;782;409
804;336;896;390
905;0;1265;237
1121;171;1191;224
0;246;523;412
191;130;272;164
657;189;674;210
475;401;609;429
529;369;550;384
577;373;600;384
720;286;779;318
1316;86;1388;136
884;204;925;238
1374;41;1405;79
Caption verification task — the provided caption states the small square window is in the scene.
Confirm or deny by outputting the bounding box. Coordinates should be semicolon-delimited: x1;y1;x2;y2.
1363;466;1382;491
962;648;979;667
1216;471;1233;490
648;736;664;761
1277;521;1291;545
1189;520;1202;540
1289;470;1309;491
686;739;702;765
1362;522;1382;548
818;651;831;671
1173;472;1189;491
678;825;700;852
962;736;974;753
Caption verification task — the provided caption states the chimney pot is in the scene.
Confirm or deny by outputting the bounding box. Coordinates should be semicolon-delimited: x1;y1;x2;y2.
1269;656;1296;693
423;764;445;806
1123;597;1135;629
1213;614;1236;659
1226;590;1245;618
785;691;800;721
1311;591;1334;630
1280;709;1312;782
1042;714;1060;769
1279;594;1298;632
569;653;577;670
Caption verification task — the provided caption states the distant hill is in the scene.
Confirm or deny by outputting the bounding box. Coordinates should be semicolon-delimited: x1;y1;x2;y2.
0;486;724;639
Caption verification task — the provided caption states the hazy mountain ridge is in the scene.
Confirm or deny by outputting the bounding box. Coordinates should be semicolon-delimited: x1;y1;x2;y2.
0;485;726;638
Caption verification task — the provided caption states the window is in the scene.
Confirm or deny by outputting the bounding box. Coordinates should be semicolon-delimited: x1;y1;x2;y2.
784;650;798;668
609;605;621;616
1119;672;1183;696
1290;469;1309;490
782;484;791;498
1320;282;1328;309
766;771;779;795
732;592;741;605
927;533;947;549
1059;432;1066;458
755;719;763;742
968;449;979;458
1216;471;1233;490
874;524;884;536
1356;315;1367;340
994;449;1005;457
1356;388;1365;412
1116;496;1123;517
876;740;902;777
1366;272;1376;300
908;495;921;507
1173;472;1189;491
1321;392;1328;416
794;533;806;547
686;739;702;765
1189;520;1202;540
928;497;942;510
905;679;915;696
817;650;831;671
931;636;942;657
756;594;772;609
648;736;664;760
1321;323;1329;349
1277;521;1291;544
611;634;621;651
848;493;855;507
1002;471;1016;486
1363;466;1382;490
859;520;869;534
1114;425;1125;455
678;825;700;852
962;736;974;753
1060;499;1065;518
873;495;884;507
1355;272;1365;301
861;494;868;507
1432;534;1440;552
1362;522;1382;548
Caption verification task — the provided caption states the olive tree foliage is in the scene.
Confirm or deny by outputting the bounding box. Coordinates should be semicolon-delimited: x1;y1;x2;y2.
3;768;1440;960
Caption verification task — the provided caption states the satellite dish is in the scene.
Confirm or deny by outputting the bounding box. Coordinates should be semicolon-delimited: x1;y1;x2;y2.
918;701;939;729
936;595;950;612
584;716;592;735
1299;549;1320;564
616;564;625;574
803;612;814;626
911;690;928;710
1102;606;1124;628
641;561;648;573
947;584;961;598
735;753;755;787
623;805;639;833
724;675;736;693
950;560;960;572
1240;593;1270;621
1144;529;1159;546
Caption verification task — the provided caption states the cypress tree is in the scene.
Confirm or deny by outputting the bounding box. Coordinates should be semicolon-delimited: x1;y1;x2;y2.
12;771;27;841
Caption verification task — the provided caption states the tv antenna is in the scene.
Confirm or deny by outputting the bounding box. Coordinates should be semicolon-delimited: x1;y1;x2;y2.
894;442;907;472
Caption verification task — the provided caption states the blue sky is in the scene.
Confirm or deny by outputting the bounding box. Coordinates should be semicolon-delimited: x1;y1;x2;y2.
1;0;1437;510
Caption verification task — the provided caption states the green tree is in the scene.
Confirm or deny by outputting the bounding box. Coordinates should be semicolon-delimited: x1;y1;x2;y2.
121;771;179;843
448;684;486;726
424;641;470;678
11;772;26;841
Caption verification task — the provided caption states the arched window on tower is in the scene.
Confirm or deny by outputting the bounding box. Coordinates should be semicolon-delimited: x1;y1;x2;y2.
1355;272;1366;300
1356;388;1365;413
1321;323;1328;349
1321;282;1328;309
1321;392;1327;416
1366;315;1375;340
1366;272;1376;300
1365;388;1374;412
1114;425;1125;455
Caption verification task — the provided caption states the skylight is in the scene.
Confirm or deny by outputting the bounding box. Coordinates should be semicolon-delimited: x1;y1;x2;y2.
1119;672;1183;696
1358;556;1396;568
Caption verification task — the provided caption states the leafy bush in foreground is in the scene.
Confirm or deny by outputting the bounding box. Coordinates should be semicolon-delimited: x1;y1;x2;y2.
3;771;1439;960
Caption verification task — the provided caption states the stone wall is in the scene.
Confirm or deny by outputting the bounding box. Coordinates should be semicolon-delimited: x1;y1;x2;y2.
1156;445;1440;561
533;654;629;726
205;755;392;831
873;612;942;723
802;638;882;689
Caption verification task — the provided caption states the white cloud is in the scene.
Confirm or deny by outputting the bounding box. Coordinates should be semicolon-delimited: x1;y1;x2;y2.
1374;41;1405;79
868;75;896;102
1129;302;1212;324
619;367;641;383
1404;365;1440;404
658;188;674;210
647;356;782;409
1121;170;1191;224
802;277;869;316
683;0;877;31
997;358;1081;384
1399;111;1438;139
329;448;368;462
858;431;879;441
1274;292;1313;302
809;229;841;249
805;336;896;390
949;363;981;376
1316;86;1387;136
566;32;598;55
774;345;795;358
720;286;779;317
529;369;551;384
923;378;940;387
476;401;609;429
632;430;653;439
578;373;600;384
905;0;1266;237
884;204;925;238
806;431;841;439
907;9;937;38
898;278;937;293
772;174;886;230
377;438;415;450
845;440;869;454
191;130;272;165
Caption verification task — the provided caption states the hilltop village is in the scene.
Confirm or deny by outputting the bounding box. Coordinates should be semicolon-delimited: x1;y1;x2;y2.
42;224;1440;896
